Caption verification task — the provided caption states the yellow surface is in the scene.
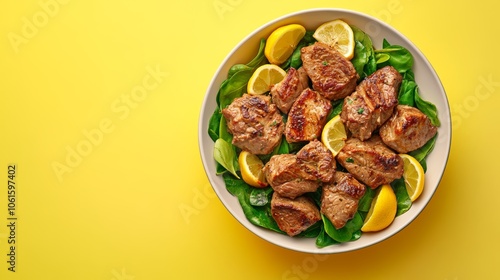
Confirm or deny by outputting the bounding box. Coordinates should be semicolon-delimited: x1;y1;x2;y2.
1;0;499;279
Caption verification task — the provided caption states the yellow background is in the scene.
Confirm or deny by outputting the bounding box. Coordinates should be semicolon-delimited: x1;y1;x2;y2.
1;0;499;279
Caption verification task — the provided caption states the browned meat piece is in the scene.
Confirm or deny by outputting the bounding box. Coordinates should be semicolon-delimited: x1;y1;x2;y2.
270;67;309;114
296;139;336;183
337;136;403;189
222;94;284;155
285;88;332;143
271;192;321;236
301;42;359;100
341;66;402;141
379;105;438;153
263;154;319;199
321;171;366;229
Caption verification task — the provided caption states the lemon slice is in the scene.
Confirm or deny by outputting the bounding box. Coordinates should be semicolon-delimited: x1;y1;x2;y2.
264;24;306;65
361;184;397;232
247;64;286;95
313;19;355;60
238;151;268;188
321;115;347;157
399;154;425;202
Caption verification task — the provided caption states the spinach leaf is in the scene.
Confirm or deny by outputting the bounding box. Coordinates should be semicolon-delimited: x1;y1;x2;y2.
409;134;437;170
208;108;221;142
398;79;417;107
358;187;376;213
375;39;414;73
217;39;267;109
223;173;283;233
227;64;252;79
326;99;344;122
218;68;253;109
350;25;376;79
288;30;316;69
415;89;441;127
321;212;363;243
249;187;273;206
213;139;240;178
296;220;322;238
316;226;339;248
391;178;412;216
246;39;267;68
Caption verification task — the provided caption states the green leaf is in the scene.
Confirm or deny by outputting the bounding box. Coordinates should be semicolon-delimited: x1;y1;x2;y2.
315;226;339;248
321;212;363;243
414;89;441;126
223;173;283;233
208;108;221;142
350;25;375;80
375;40;414;73
246;39;267;68
218;68;253;109
391;178;412;216
326;99;344;122
409;134;437;165
358;187;376;213
398;79;417;107
249;187;272;206
213;139;240;179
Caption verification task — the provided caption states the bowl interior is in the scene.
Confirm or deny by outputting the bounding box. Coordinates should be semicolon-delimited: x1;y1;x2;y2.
199;8;451;253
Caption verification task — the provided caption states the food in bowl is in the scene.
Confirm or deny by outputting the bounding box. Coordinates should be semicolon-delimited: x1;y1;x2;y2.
199;9;450;253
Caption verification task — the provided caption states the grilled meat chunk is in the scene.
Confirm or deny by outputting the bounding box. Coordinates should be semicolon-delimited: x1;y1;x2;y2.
285;88;332;143
222;94;284;155
321;171;366;229
337;136;403;189
270;67;309;114
301;42;359;100
379;105;438;153
341;66;402;141
263;154;319;199
296;140;336;183
271;192;321;236
264;141;334;198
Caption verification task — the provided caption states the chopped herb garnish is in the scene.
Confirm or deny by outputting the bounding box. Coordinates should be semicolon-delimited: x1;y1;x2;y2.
346;157;354;163
347;98;353;104
357;108;364;114
322;61;328;66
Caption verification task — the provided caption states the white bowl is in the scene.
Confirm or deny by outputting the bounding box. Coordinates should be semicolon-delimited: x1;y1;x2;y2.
198;8;451;253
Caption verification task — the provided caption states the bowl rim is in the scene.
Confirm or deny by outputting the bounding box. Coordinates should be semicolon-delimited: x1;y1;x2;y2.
198;7;452;254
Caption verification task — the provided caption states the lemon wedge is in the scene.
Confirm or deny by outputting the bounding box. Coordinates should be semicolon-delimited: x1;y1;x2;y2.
238;151;268;188
313;19;355;60
264;24;306;65
247;64;286;95
321;115;347;157
399;154;425;202
361;184;397;232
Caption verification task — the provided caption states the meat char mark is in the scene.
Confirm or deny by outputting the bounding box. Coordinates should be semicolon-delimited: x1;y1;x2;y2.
341;66;402;141
263;141;335;199
301;42;358;101
321;171;366;229
285;88;332;143
271;192;321;237
337;135;404;189
379;105;438;153
270;67;309;114
222;94;284;155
